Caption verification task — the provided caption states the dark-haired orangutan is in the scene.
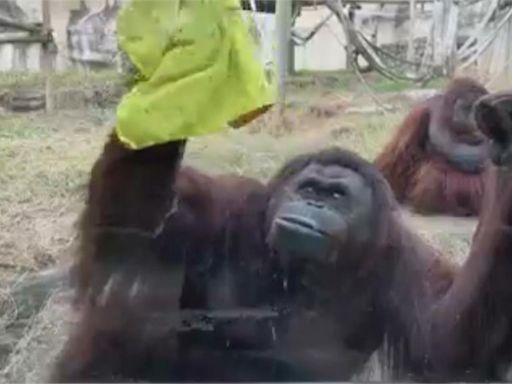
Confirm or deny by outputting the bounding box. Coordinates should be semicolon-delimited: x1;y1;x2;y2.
375;77;490;216
51;91;512;382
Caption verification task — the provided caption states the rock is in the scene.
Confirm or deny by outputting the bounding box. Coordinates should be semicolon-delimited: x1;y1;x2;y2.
7;90;45;112
402;89;438;103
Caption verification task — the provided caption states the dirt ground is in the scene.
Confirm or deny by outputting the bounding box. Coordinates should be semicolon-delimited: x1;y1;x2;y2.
0;71;475;382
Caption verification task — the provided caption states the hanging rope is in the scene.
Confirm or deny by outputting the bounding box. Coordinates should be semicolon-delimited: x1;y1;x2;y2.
292;12;333;46
457;0;500;60
459;5;512;69
322;0;512;83
324;0;435;83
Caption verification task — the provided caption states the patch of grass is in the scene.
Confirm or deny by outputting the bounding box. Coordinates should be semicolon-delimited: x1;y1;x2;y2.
0;110;109;270
292;70;354;90
290;70;450;95
0;114;53;140
184;111;402;180
356;113;401;159
358;73;449;93
0;70;122;91
370;78;413;93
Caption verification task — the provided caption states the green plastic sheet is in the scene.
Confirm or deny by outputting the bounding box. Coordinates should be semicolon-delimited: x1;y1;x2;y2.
115;0;275;149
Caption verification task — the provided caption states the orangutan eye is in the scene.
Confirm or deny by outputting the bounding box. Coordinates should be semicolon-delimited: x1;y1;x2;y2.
303;186;315;194
330;188;347;199
300;181;317;194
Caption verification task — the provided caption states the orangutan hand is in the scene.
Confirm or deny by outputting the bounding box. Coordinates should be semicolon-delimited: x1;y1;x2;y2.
474;91;512;167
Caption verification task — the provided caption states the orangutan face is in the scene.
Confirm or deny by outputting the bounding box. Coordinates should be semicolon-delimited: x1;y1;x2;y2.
428;89;489;173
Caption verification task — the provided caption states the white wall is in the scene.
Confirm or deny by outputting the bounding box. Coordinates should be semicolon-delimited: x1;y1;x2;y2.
249;4;433;73
1;1;498;79
0;0;122;72
294;7;347;71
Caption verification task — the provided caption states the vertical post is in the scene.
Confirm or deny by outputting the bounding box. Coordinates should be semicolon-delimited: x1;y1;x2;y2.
288;2;299;76
41;0;53;112
444;0;458;76
276;0;293;107
288;33;295;77
507;16;512;85
432;0;443;70
407;0;416;62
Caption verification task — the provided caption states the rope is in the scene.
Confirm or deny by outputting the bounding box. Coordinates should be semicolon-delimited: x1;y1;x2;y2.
459;5;512;70
325;0;434;83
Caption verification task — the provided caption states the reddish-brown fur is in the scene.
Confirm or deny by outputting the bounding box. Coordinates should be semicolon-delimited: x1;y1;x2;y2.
72;140;265;303
375;78;490;216
410;156;489;215
53;89;512;381
54;135;461;382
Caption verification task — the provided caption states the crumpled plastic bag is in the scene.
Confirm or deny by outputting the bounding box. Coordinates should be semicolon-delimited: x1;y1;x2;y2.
115;0;275;149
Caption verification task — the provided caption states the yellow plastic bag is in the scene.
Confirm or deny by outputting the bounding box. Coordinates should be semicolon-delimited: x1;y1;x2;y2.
115;0;275;149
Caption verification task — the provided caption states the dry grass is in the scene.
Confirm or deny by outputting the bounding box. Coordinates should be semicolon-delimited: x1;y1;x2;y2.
0;290;72;383
0;71;473;382
0;110;111;276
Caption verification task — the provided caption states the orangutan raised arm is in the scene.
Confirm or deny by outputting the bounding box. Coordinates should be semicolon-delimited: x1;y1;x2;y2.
73;136;186;301
427;91;512;380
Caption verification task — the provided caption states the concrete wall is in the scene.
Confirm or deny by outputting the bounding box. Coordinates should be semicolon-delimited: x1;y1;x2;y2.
1;0;507;84
294;6;347;71
0;0;123;72
0;1;423;73
50;0;121;71
252;4;433;72
0;0;41;71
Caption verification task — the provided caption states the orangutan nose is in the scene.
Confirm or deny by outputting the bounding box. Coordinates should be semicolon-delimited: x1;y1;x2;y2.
305;200;325;209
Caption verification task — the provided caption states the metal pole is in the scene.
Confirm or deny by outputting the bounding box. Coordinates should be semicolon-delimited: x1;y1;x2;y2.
41;0;53;112
276;0;293;106
407;0;416;61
